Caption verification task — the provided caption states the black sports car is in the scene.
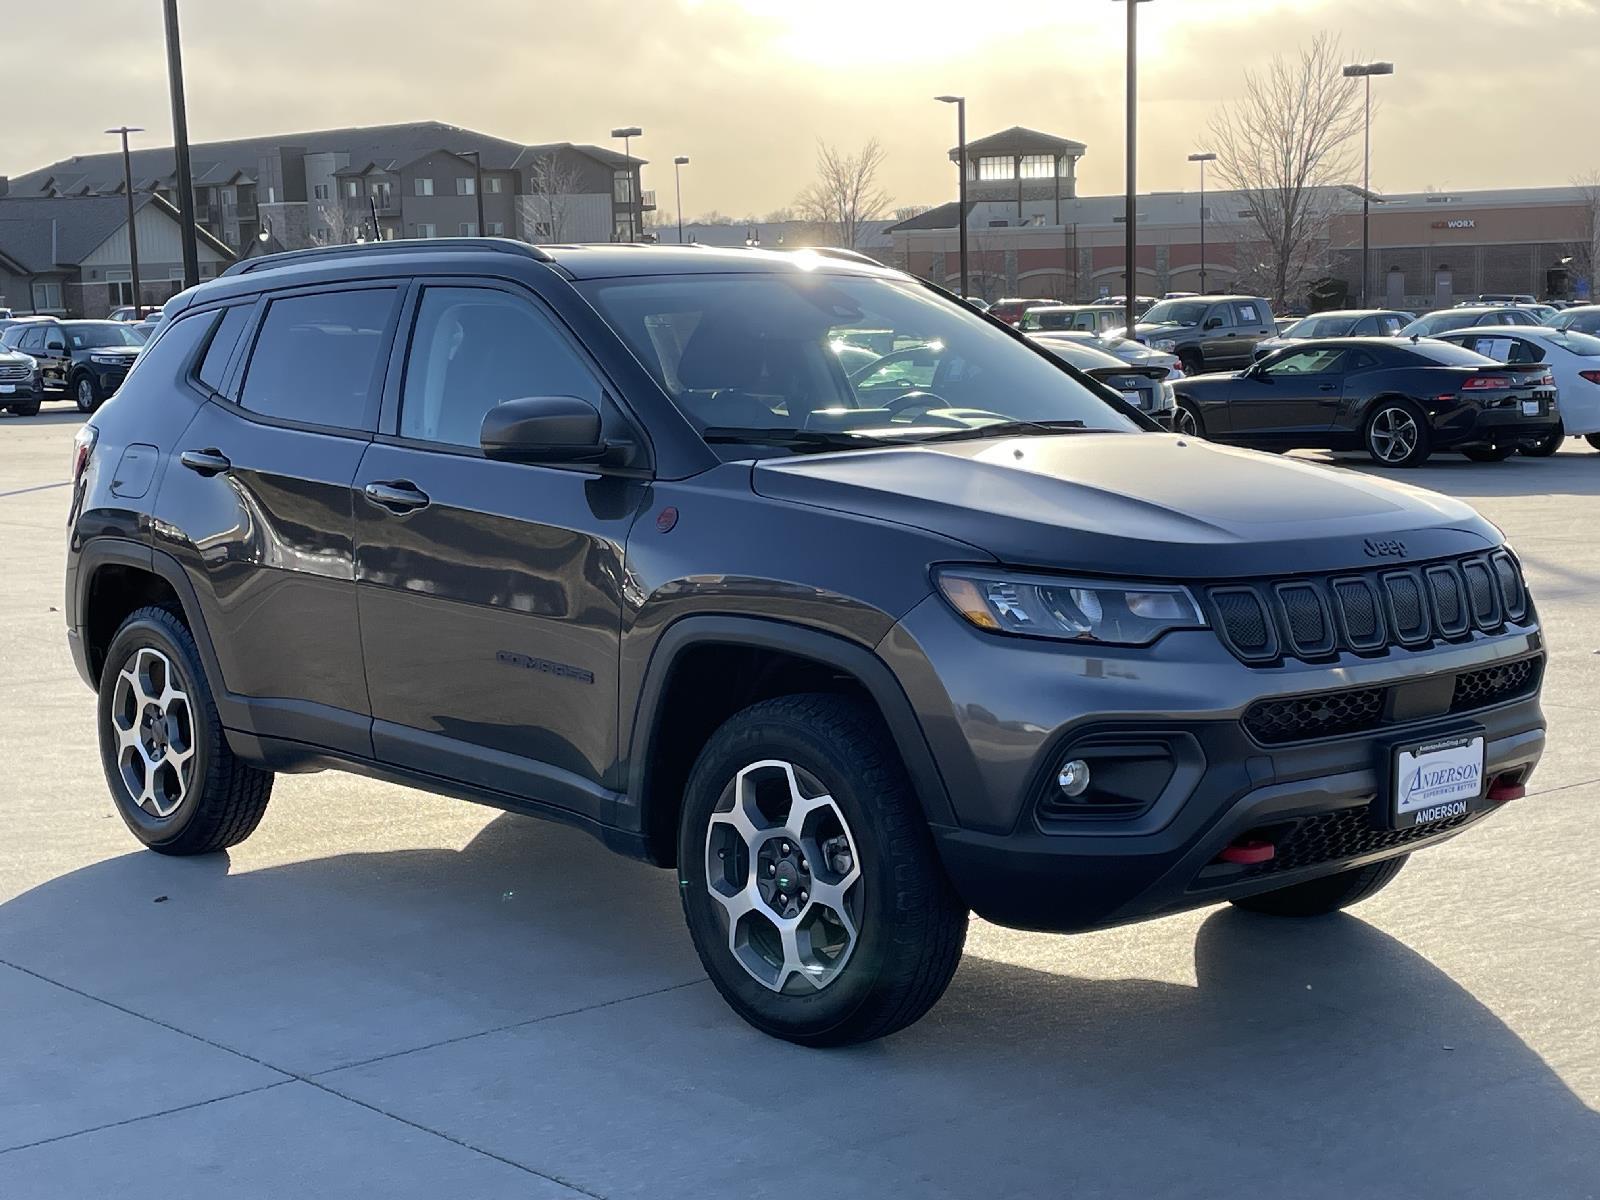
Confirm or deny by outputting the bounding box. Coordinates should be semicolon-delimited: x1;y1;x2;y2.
1172;337;1560;466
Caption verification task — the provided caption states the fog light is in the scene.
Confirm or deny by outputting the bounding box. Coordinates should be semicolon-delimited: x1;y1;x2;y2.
1057;759;1092;797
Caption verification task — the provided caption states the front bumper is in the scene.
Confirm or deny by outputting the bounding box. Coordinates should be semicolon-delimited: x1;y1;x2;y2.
879;594;1546;933
0;377;44;403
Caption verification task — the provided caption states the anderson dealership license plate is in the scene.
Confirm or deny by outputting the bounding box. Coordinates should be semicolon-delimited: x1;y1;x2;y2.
1392;734;1485;828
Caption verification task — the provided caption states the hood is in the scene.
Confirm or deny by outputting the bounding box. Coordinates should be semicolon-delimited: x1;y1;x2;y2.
1132;321;1187;340
752;434;1499;579
0;349;32;365
86;345;141;358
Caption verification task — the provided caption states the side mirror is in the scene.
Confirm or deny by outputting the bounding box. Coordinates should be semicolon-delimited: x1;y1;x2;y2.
480;396;607;464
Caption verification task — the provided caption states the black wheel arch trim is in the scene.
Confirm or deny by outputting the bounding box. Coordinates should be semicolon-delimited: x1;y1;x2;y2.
625;615;959;855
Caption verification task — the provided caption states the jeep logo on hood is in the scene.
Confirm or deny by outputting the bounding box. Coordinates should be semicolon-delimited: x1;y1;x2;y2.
1364;537;1409;559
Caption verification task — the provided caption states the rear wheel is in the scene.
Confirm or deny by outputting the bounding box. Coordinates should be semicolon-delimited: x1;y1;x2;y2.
1519;421;1564;457
678;693;967;1046
1586;433;1600;452
1462;445;1517;463
1173;401;1203;438
8;399;41;416
1230;856;1409;917
1364;400;1430;467
73;373;101;413
98;606;274;855
1178;349;1204;376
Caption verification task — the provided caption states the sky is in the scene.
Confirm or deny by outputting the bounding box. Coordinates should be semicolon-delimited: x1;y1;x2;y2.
5;0;1599;219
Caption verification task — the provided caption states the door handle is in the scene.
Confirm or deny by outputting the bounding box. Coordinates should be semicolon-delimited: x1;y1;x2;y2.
1318;384;1338;392
179;448;231;476
363;480;431;514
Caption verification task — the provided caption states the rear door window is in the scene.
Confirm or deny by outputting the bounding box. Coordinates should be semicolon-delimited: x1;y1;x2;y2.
239;288;397;430
1233;301;1262;327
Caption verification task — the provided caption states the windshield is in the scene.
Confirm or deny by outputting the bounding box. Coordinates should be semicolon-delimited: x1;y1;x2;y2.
579;271;1137;454
1139;299;1210;327
67;322;143;349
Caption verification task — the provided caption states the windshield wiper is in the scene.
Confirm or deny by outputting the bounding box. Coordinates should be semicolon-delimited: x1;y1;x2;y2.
700;426;897;451
919;419;1089;442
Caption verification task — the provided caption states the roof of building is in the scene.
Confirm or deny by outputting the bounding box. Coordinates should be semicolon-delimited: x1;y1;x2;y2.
951;126;1088;162
9;121;641;198
884;202;974;233
0;193;233;270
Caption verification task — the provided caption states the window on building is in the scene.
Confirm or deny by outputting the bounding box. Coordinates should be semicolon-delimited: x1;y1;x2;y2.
316;226;331;243
239;289;396;429
398;287;600;447
107;270;134;306
344;180;359;198
312;184;329;200
415;223;436;238
613;172;634;204
484;176;504;194
383;227;396;240
1019;154;1058;179
613;215;633;241
195;305;252;395
415;177;434;197
977;156;1015;181
456;176;476;196
459;222;477;237
487;221;505;236
32;281;62;311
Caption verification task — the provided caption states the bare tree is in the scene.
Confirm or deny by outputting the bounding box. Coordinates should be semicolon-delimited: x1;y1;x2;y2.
316;200;374;246
1566;171;1600;302
523;152;582;242
1208;33;1364;308
795;138;890;250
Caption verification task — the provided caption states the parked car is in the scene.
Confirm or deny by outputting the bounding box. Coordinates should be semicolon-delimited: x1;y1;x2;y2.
1129;294;1277;373
1474;293;1537;305
986;297;1054;326
1173;337;1559;465
1027;333;1176;424
0;315;53;340
4;317;143;411
1028;328;1183;378
109;304;164;323
1019;304;1127;336
0;307;14;319
0;345;44;415
66;239;1546;1044
1251;309;1414;361
1400;307;1540;337
1435;326;1600;455
1547;304;1600;335
961;296;990;312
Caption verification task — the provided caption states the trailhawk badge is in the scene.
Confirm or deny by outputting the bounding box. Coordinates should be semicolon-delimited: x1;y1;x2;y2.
1394;734;1485;827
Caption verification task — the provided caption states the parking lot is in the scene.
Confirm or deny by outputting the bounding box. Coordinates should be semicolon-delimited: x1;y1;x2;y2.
2;405;1597;1198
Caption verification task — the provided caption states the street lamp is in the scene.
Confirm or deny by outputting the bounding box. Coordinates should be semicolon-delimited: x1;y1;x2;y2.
106;126;144;317
935;95;968;300
673;156;689;244
456;149;486;237
1188;151;1216;294
1343;60;1394;307
1113;0;1154;340
162;0;199;288
611;126;643;241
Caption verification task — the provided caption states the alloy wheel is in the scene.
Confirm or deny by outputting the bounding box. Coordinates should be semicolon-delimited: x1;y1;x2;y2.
1173;406;1200;437
109;646;195;818
703;759;862;994
1369;407;1419;464
77;377;95;410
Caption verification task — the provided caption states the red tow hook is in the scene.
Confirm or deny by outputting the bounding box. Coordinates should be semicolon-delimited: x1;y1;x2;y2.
1217;838;1275;866
1487;775;1526;804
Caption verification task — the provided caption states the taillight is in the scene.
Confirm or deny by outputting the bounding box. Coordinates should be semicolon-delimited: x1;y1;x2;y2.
1461;375;1512;390
1539;372;1555;387
1581;370;1600;385
70;424;97;487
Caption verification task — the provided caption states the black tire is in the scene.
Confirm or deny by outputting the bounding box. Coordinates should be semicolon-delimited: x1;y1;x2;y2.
1230;855;1409;917
10;399;41;416
678;693;967;1046
1178;349;1205;376
1173;400;1204;439
1462;445;1517;463
97;605;273;855
1587;433;1600;452
1519;420;1564;457
1364;399;1431;467
72;372;101;413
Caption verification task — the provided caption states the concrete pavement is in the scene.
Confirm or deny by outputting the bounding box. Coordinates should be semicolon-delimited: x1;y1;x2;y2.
2;404;1597;1198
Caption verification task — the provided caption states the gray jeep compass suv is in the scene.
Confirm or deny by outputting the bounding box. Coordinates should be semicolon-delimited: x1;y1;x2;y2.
65;240;1546;1045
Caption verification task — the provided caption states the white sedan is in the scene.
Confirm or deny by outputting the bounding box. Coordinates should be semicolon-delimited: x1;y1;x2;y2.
1029;329;1184;380
1433;327;1600;455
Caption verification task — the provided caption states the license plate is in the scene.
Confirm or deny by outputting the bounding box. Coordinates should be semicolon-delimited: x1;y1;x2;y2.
1521;400;1541;416
0;384;13;394
1393;734;1484;828
1120;389;1144;407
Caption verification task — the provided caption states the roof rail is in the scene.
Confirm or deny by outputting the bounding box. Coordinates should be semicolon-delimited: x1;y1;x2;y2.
222;237;553;278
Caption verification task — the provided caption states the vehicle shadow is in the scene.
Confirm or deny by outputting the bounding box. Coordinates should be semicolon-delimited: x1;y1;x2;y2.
0;406;85;427
2;812;1594;1196
1307;447;1600;501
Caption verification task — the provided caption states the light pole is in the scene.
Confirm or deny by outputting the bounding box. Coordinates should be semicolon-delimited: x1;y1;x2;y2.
1113;0;1153;339
611;126;642;241
107;126;144;316
1188;151;1216;294
457;149;485;236
1343;61;1394;307
162;0;199;288
935;95;968;300
673;156;689;244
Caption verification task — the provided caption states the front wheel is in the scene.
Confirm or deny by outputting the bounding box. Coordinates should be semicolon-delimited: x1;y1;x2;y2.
1586;433;1600;452
678;694;967;1046
1519;421;1564;457
73;373;101;413
1462;445;1517;463
8;399;41;416
1173;401;1204;438
1365;401;1431;467
1230;856;1409;917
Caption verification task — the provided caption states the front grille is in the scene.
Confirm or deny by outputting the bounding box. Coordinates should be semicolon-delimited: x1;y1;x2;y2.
1256;806;1475;876
1208;550;1531;665
1242;654;1542;746
0;363;29;382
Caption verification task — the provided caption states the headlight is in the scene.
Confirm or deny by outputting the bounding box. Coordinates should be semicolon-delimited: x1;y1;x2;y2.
935;567;1206;646
1152;339;1177;352
90;353;129;366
